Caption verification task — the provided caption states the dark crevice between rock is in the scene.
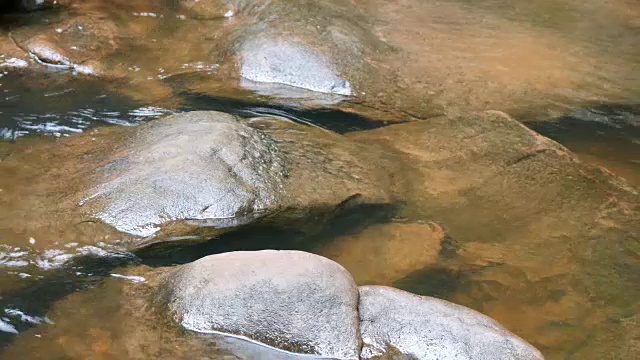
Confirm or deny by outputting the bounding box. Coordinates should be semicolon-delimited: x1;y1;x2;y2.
0;202;400;349
180;92;402;134
524;103;639;139
136;201;401;267
523;103;639;184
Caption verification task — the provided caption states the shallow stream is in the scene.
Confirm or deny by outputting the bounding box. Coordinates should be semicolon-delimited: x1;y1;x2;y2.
0;1;638;359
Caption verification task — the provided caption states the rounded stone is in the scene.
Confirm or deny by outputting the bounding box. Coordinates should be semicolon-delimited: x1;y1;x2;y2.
81;111;286;237
162;250;361;359
358;285;544;360
240;37;352;96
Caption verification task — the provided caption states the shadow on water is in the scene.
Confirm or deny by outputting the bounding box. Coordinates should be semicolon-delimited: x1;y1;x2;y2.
0;74;395;139
0;202;399;348
136;202;399;267
392;267;465;300
180;92;396;134
524;103;640;185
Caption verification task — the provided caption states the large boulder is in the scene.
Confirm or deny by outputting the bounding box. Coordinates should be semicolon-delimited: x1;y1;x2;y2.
358;285;544;359
80;111;287;237
1;252;544;360
78;111;397;244
182;0;388;103
1;269;334;360
239;37;353;96
0;110;399;257
158;250;361;359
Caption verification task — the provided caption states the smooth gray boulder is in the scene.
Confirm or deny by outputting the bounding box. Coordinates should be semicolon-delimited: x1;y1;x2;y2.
78;111;395;243
216;0;385;98
240;37;352;96
160;250;361;359
358;285;544;360
80;111;286;237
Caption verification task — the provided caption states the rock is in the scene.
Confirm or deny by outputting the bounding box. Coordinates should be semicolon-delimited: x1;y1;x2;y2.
358;285;544;360
159;250;361;359
349;111;639;358
239;37;352;96
10;15;119;75
79;111;397;244
210;0;385;99
81;111;286;237
319;222;445;284
0;34;31;71
0;109;398;253
0;55;29;69
1;269;332;360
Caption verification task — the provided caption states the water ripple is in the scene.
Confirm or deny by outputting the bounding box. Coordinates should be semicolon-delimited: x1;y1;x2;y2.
0;106;175;140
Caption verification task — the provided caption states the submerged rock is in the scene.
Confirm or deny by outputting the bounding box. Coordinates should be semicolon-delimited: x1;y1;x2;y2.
320;222;446;285
178;0;235;20
79;111;397;244
10;14;119;75
349;111;639;358
358;285;544;359
160;250;361;359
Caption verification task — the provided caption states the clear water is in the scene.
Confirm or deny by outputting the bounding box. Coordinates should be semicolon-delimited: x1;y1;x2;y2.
0;0;638;359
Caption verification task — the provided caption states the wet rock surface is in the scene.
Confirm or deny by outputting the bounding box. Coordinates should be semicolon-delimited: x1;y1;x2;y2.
0;1;638;359
349;111;639;358
9;13;119;75
0;108;637;359
239;37;352;96
0;110;399;253
358;285;544;360
0;253;543;360
159;250;361;359
192;0;384;104
80;111;287;238
0;272;329;360
79;111;397;244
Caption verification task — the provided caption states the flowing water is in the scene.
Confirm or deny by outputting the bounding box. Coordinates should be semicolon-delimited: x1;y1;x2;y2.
0;0;638;359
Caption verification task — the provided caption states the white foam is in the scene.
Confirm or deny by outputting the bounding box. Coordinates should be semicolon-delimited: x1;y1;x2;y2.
0;244;134;270
110;273;146;283
5;309;53;325
0;58;29;69
0;319;18;334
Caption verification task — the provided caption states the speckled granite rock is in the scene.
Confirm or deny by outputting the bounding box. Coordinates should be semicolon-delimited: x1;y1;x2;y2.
358;285;544;360
160;250;361;359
